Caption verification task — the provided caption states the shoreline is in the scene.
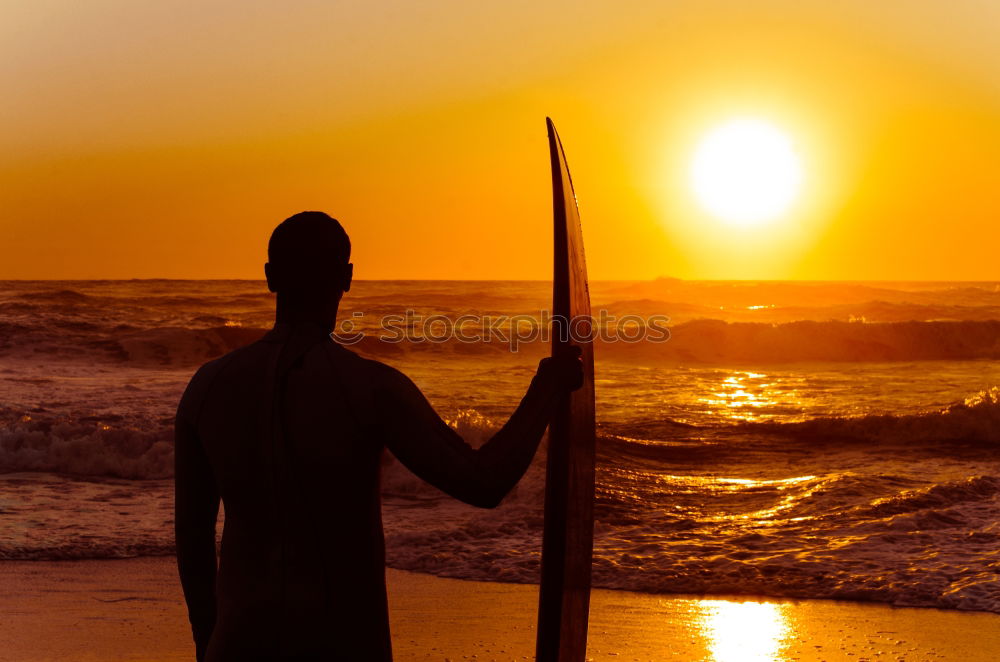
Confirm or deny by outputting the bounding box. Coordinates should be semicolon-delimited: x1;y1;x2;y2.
3;557;1000;661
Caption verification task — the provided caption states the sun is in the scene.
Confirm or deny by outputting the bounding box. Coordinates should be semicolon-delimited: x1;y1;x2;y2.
690;118;804;227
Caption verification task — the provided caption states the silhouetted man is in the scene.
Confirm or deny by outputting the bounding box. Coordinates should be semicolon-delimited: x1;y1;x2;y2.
175;211;582;661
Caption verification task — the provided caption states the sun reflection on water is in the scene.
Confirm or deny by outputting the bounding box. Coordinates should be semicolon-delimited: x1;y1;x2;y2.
699;599;789;661
699;371;785;422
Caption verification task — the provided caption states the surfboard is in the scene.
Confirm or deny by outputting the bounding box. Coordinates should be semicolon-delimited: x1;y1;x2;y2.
535;118;597;662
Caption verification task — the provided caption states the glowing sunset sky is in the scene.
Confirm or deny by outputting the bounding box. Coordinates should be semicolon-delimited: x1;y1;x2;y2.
3;0;999;280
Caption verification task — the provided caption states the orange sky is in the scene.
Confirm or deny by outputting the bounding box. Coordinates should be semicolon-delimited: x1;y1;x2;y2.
3;0;999;280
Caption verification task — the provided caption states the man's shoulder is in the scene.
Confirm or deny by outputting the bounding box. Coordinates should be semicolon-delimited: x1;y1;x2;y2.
328;344;411;389
176;341;268;421
192;341;266;383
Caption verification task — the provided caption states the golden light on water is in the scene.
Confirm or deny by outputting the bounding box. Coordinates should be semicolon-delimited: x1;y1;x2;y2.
662;474;819;524
700;600;790;661
700;372;782;422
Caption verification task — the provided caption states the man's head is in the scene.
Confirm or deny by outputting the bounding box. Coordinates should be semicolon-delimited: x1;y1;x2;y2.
265;212;353;322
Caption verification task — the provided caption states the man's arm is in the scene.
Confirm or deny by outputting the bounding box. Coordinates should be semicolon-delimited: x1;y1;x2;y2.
374;352;582;508
174;402;220;662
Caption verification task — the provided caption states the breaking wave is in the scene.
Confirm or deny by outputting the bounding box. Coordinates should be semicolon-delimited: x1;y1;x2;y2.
4;387;999;480
741;386;1000;445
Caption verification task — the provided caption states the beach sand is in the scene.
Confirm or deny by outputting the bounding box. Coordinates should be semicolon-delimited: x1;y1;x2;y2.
2;557;998;661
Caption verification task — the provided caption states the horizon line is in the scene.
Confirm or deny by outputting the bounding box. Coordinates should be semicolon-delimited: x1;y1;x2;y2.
3;277;1000;284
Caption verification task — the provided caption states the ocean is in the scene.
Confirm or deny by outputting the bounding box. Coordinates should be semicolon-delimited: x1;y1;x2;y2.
2;279;1000;612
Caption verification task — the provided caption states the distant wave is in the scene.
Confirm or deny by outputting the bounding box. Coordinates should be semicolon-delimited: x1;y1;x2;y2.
276;319;1000;365
2;325;269;366
13;288;92;302
642;318;1000;363
110;326;268;365
4;318;1000;366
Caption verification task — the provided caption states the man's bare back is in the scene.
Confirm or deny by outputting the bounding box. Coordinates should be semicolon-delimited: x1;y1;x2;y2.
174;212;581;661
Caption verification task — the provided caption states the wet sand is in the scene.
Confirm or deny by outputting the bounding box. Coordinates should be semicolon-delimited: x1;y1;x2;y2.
2;557;998;661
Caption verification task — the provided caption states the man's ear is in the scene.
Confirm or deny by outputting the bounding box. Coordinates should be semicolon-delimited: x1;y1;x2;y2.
264;262;278;293
343;263;354;293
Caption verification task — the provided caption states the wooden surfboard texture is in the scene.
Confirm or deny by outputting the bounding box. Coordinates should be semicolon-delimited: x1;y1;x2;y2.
535;118;597;662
